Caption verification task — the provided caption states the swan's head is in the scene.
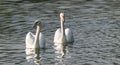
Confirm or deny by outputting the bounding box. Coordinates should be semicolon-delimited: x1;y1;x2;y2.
33;19;42;29
60;13;65;23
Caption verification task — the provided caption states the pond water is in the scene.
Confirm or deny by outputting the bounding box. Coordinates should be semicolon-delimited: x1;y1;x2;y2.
1;0;120;65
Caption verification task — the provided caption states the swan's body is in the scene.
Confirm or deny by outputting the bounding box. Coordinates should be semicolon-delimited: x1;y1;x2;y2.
25;20;45;50
26;32;45;49
54;13;74;44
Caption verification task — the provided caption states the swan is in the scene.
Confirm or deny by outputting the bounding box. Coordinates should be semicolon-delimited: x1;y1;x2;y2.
54;13;74;44
25;19;45;50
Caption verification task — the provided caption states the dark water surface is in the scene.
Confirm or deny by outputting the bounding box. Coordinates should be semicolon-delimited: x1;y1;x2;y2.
1;0;120;65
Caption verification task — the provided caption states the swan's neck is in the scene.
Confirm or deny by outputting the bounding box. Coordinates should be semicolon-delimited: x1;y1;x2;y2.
61;21;66;42
34;26;40;49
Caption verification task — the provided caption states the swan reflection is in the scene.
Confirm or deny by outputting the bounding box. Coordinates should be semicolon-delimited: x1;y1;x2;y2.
54;43;66;58
54;42;68;65
25;48;44;65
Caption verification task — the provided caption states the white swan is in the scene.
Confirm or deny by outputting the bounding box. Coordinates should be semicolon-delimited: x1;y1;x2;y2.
25;19;45;49
54;13;74;44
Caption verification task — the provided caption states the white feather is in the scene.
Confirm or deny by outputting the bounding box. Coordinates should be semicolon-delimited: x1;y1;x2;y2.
39;33;45;48
65;28;74;43
26;32;35;48
54;28;61;43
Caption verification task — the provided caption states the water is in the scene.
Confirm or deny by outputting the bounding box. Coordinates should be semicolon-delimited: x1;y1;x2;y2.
1;0;120;65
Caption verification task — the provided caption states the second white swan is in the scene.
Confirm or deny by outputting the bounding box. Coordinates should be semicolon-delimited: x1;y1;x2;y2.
54;13;74;44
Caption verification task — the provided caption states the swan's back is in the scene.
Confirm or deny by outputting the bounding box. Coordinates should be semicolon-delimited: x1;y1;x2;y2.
65;28;74;43
25;32;35;48
39;33;45;48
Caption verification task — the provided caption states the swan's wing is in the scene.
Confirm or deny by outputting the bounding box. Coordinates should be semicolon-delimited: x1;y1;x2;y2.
39;32;45;48
25;32;35;48
54;28;61;43
65;28;74;43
